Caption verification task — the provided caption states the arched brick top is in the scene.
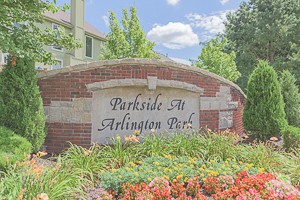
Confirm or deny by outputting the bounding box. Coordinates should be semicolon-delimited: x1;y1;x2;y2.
38;58;245;98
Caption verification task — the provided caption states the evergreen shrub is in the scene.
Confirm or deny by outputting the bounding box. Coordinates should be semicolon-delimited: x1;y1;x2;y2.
279;70;300;127
0;126;32;170
0;57;46;151
243;60;287;140
282;125;300;150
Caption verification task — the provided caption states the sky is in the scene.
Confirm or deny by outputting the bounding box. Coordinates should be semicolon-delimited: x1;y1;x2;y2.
56;0;246;65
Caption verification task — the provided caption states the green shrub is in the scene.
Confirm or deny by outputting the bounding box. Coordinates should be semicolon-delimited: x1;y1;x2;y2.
236;142;286;172
282;125;300;149
0;126;32;170
60;143;107;182
0;159;87;199
280;149;300;185
135;130;239;161
279;70;300;127
243;60;287;140
0;57;46;151
200;131;239;161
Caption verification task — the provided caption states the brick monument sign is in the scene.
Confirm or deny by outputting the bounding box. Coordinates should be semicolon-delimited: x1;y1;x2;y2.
38;59;245;153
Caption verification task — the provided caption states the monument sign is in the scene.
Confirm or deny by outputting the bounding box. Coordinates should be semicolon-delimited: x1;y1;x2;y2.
91;86;200;143
38;59;245;153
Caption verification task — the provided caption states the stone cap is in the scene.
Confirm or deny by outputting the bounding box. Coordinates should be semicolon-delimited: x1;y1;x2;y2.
86;77;204;94
38;58;246;98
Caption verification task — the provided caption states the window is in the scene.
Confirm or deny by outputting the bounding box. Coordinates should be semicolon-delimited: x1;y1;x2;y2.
1;53;9;65
14;22;21;28
14;22;27;29
85;36;93;58
51;59;63;70
52;24;63;51
3;53;9;64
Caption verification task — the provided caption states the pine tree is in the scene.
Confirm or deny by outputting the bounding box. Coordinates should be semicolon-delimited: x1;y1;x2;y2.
0;57;46;151
279;70;300;127
243;60;287;140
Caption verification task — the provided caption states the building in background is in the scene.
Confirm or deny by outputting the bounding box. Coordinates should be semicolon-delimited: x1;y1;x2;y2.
0;53;9;67
0;0;106;70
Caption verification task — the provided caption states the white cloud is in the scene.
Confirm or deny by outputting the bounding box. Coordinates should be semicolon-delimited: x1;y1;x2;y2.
220;0;230;5
166;0;180;6
186;11;231;35
170;57;192;66
147;22;199;49
102;15;109;27
198;33;215;42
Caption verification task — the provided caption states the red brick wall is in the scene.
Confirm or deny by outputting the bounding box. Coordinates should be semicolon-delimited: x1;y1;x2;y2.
45;123;92;153
38;60;245;153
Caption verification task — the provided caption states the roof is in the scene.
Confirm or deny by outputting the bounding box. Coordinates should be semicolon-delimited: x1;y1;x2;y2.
155;52;174;62
43;10;106;40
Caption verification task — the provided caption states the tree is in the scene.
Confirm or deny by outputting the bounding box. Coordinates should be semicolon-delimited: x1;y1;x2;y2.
100;6;158;59
193;37;240;82
0;0;81;64
243;60;287;140
0;57;46;151
224;0;300;89
279;70;300;127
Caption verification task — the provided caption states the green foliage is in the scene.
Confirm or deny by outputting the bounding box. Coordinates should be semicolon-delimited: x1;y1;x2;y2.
102;137;137;168
60;143;107;183
282;125;300;150
243;60;287;139
100;6;158;59
193;37;240;82
0;126;32;171
279;70;300;127
99;155;259;193
224;0;300;89
0;57;46;151
199;131;238;161
135;130;239;162
280;149;300;185
236;143;286;172
0;160;87;199
0;0;81;63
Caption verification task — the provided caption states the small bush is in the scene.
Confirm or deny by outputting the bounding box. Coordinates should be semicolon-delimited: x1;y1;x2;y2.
279;70;300;127
282;125;300;149
0;57;46;151
243;60;287;140
0;126;32;170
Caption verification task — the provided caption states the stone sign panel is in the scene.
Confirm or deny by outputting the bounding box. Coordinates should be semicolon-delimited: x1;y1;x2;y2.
91;87;200;143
